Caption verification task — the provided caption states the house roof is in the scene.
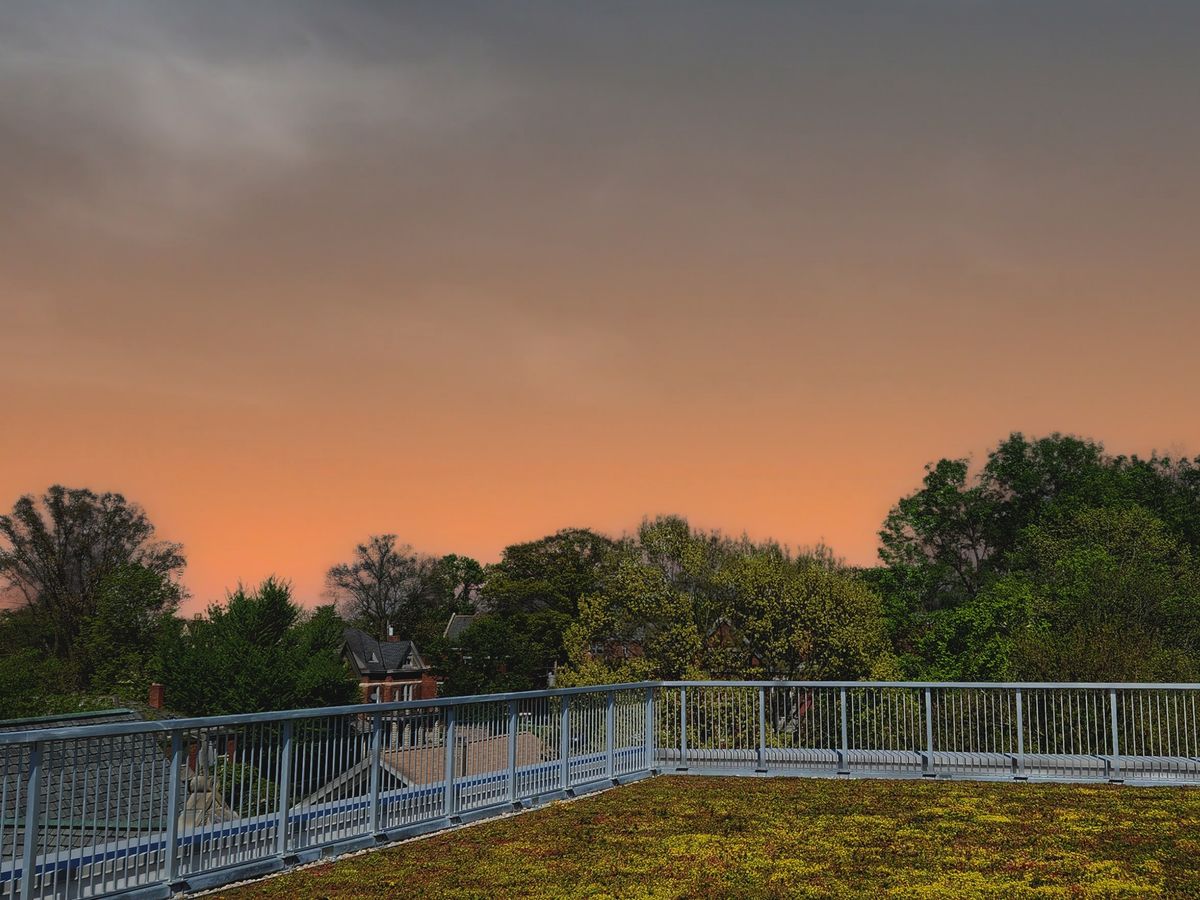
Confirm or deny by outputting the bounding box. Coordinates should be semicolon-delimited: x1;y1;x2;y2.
342;628;427;678
443;613;479;641
384;731;545;785
0;724;171;850
300;728;547;805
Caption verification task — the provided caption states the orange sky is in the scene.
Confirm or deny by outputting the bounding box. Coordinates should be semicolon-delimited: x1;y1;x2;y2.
2;2;1199;611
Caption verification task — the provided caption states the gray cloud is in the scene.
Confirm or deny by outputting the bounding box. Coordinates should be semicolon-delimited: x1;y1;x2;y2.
0;1;517;239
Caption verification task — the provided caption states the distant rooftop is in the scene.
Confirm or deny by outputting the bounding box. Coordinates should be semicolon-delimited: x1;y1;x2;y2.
342;628;427;678
443;613;479;641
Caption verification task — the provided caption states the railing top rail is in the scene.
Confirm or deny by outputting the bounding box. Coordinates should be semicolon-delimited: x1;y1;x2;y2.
6;678;1199;746
0;681;659;746
657;680;1200;691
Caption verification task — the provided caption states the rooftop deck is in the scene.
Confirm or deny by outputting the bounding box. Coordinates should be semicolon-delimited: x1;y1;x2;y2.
218;775;1200;899
4;681;1200;898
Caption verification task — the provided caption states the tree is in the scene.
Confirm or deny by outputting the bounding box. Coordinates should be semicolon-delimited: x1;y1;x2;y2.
561;517;895;682
875;433;1200;676
161;578;357;716
565;548;703;681
326;538;483;646
82;563;181;694
431;554;485;612
0;485;184;661
326;535;434;640
720;550;897;680
482;528;615;618
0;648;77;719
431;615;561;696
968;506;1200;682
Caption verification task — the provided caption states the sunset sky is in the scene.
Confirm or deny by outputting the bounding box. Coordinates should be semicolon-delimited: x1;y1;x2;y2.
2;1;1198;611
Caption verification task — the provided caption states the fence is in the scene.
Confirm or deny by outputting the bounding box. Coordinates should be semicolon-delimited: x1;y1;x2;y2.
3;680;1200;899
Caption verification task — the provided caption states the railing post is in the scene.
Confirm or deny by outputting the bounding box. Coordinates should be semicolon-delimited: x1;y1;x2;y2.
1109;688;1122;782
605;690;616;780
369;711;383;834
275;721;293;855
163;731;184;885
20;741;43;900
443;706;457;817
560;694;571;791
679;686;688;770
1015;689;1025;779
923;688;935;777
508;700;519;803
838;687;849;774
644;687;655;772
756;687;767;772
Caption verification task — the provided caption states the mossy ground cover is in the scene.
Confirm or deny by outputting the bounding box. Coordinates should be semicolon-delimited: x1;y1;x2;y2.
216;776;1200;898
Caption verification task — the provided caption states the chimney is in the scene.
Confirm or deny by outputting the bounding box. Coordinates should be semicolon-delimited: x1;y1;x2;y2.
418;671;438;700
148;682;165;710
386;622;399;642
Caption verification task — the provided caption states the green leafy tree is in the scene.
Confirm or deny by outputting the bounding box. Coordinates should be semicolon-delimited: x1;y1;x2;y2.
0;648;79;719
431;614;562;695
971;506;1200;682
565;548;703;681
720;550;897;680
82;563;181;694
0;485;184;663
431;554;485;612
876;433;1200;677
561;517;894;682
482;528;615;619
161;579;358;716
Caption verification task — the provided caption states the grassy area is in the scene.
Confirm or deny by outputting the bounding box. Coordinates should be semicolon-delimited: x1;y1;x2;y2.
217;776;1200;899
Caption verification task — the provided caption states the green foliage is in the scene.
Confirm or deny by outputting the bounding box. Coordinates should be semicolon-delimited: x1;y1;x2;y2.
212;759;278;818
430;613;564;696
567;548;703;681
721;551;897;680
562;517;894;682
0;648;76;719
482;528;615;619
161;580;358;716
82;563;181;694
878;433;1200;679
0;485;184;664
984;506;1200;681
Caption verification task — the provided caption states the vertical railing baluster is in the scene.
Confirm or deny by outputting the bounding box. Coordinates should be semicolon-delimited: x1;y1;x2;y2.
644;687;656;772
443;706;457;817
923;688;935;777
507;700;519;803
605;691;616;781
20;741;43;900
368;712;383;835
276;721;293;855
838;687;849;774
757;686;767;772
559;695;571;791
679;686;688;770
1110;688;1122;782
163;731;183;886
1015;689;1025;779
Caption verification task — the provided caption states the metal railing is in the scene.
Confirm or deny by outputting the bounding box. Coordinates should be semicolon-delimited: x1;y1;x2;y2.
3;680;1199;899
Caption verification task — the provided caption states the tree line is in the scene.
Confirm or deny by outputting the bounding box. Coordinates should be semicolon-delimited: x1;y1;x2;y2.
2;432;1198;718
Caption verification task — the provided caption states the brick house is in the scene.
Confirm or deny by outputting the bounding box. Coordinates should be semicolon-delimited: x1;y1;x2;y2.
342;628;438;703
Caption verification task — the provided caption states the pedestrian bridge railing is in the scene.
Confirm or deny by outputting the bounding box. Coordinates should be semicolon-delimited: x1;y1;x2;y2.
3;680;1200;899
